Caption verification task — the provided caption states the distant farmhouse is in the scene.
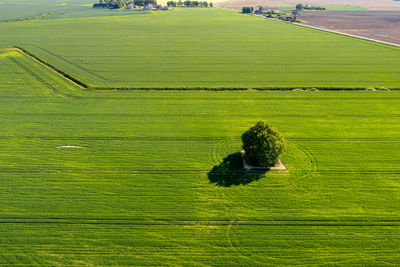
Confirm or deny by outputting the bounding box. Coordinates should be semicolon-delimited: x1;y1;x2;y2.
254;8;278;15
143;4;165;10
93;0;167;10
242;6;298;22
144;3;154;9
125;3;138;9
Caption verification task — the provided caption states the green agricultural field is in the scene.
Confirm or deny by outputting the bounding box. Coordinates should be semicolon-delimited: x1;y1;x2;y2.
1;47;400;265
324;5;369;11
1;8;400;89
0;2;148;22
0;4;53;21
0;0;89;21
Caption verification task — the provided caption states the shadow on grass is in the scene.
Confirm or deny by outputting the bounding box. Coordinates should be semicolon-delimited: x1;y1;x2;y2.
208;152;267;187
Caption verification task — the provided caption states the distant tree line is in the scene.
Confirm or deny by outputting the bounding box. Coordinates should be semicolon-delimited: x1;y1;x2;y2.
96;0;130;8
241;6;298;22
295;3;326;10
242;6;253;13
95;0;157;8
95;0;214;8
265;9;296;21
134;0;157;6
167;1;213;7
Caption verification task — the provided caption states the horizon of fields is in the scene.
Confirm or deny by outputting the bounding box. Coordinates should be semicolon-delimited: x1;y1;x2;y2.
1;8;400;89
224;5;370;11
217;0;400;11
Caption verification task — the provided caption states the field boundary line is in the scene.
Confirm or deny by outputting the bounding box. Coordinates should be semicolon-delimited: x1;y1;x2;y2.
218;7;400;48
13;46;400;91
0;219;400;227
13;46;90;90
0;12;54;23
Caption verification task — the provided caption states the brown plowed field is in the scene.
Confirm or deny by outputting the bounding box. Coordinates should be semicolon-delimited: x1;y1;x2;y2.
217;0;400;11
299;11;400;45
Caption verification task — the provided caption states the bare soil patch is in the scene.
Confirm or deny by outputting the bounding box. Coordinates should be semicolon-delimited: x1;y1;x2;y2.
299;11;400;45
243;158;287;170
241;150;287;170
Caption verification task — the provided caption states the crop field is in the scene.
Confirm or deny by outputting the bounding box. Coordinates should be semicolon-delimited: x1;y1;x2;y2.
323;5;369;11
1;47;400;265
0;0;88;21
1;8;400;89
0;2;148;22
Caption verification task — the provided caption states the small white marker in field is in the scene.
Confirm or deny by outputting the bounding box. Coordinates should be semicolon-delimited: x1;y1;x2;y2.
56;145;84;149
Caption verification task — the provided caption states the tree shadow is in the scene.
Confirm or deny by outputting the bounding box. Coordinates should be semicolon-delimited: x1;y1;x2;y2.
208;152;267;187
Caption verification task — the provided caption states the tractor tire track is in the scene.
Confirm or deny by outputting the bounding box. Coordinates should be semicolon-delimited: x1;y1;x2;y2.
10;56;83;103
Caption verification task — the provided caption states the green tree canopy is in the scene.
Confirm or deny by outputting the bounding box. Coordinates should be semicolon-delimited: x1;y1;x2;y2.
241;121;285;167
167;1;177;6
242;6;253;13
145;0;157;5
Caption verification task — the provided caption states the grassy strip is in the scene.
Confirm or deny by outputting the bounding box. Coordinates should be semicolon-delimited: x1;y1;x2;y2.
13;46;400;91
0;217;400;226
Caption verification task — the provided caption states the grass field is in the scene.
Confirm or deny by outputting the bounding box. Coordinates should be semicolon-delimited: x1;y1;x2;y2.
324;5;369;11
1;8;400;89
0;0;88;21
0;2;149;22
1;47;400;264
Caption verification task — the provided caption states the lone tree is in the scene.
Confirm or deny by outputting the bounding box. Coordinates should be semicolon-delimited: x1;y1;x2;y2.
241;121;285;167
